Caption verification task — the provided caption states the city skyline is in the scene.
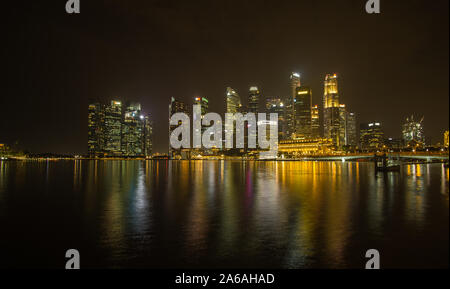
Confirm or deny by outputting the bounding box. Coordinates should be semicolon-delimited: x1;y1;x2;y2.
0;0;448;273
2;0;448;154
81;72;444;160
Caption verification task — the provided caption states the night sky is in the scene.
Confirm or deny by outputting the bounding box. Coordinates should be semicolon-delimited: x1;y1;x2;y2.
2;0;449;154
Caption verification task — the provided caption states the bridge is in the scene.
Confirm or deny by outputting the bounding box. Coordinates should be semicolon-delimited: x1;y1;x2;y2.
299;152;449;162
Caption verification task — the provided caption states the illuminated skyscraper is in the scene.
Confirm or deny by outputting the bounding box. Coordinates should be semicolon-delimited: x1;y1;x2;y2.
246;87;260;151
168;97;189;157
193;96;209;134
226;87;241;113
444;130;449;148
143;115;153;157
193;96;209;154
194;96;209;114
266;97;285;140
402;115;425;147
311;105;320;138
104;100;123;156
87;100;151;158
323;74;341;147
225;87;244;153
346;112;357;147
248;86;260;113
285;73;300;139
294;86;312;138
339;104;347;146
360;122;384;151
121;103;144;156
87;102;105;157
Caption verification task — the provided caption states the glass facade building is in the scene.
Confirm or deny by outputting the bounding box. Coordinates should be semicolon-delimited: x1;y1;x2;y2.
346;112;357;147
285;73;301;139
87;103;105;157
266;97;285;140
104;100;123;156
311;105;320;138
323;74;341;147
226;87;241;114
248;86;260;114
87;100;152;158
360;122;384;150
294;86;312;138
121;103;144;157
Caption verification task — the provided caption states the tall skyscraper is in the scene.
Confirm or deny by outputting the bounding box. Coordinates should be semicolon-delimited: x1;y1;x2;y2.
246;87;261;150
121;102;144;156
444;130;449;148
226;87;241;113
285;73;300;139
323;74;341;147
338;104;347;146
87;102;105;157
193;96;209;136
194;96;209;115
104;100;123;156
193;96;209;154
169;97;189;157
248;86;260;113
225;87;244;152
311;105;320;138
360;122;384;151
294;86;312;138
87;100;151;158
346;112;357;147
143;115;153;157
266;97;285;140
402;115;425;147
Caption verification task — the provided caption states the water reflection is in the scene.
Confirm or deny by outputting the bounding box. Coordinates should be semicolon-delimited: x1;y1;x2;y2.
0;160;448;268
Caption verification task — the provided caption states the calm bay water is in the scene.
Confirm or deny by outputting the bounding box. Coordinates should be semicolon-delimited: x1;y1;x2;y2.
0;160;448;268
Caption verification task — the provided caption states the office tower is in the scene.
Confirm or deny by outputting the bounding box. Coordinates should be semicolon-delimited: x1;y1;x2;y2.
193;96;210;154
169;97;189;116
121;103;144;156
248;86;260;113
290;73;301;104
311;105;320;138
285;73;301;139
193;96;209;115
104;100;123;156
168;97;189;157
360;122;384;151
402;115;425;147
87;102;105;157
444;130;449;148
225;87;244;152
143;115;153;157
323;74;341;147
294;86;312;138
266;97;285;140
193;96;209;135
246;87;260;150
346;112;357;147
87;99;152;158
338;104;347;147
226;87;241;113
